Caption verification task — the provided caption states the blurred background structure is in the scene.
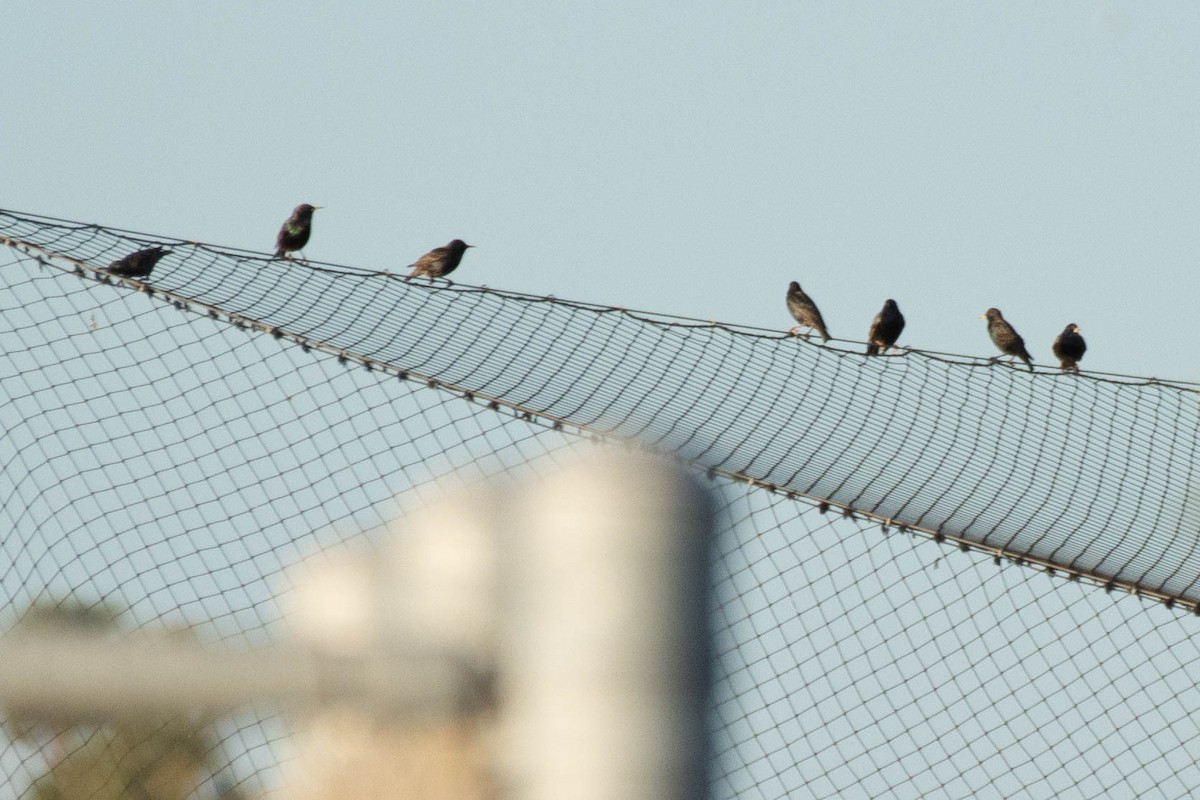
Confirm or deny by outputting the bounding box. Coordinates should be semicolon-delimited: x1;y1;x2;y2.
3;211;1200;799
0;451;710;800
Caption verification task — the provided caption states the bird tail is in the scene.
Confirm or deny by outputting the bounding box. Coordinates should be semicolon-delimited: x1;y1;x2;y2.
819;327;831;342
1022;353;1034;372
866;343;878;356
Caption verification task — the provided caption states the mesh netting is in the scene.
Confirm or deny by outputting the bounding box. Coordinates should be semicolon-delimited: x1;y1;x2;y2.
2;208;1200;799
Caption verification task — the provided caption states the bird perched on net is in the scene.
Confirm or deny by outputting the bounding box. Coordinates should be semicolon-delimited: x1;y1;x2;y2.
1052;323;1086;372
107;247;170;279
408;239;474;281
275;204;320;259
982;307;1033;371
865;299;904;356
786;281;831;341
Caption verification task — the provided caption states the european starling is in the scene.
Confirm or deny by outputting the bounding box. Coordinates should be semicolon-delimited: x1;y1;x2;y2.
1052;323;1086;372
408;239;474;280
107;247;170;278
982;307;1033;371
865;299;905;356
786;281;831;341
275;204;320;259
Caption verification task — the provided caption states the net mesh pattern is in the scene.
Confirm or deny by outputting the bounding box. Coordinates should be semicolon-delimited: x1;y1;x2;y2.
2;208;1200;798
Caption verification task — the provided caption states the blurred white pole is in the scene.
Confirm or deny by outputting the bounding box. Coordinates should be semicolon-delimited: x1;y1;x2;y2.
500;451;713;800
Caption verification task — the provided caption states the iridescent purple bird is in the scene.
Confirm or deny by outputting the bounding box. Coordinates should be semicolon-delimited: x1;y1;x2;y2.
107;247;170;279
866;299;905;356
1052;323;1086;372
275;203;320;259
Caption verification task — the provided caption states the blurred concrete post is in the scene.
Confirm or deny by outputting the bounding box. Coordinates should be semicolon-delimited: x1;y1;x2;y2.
286;486;501;800
500;451;713;800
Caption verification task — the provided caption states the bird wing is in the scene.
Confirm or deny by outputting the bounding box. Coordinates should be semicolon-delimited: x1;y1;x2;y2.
416;247;448;268
867;313;883;343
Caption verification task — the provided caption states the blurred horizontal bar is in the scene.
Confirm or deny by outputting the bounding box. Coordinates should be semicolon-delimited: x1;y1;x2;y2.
0;630;483;723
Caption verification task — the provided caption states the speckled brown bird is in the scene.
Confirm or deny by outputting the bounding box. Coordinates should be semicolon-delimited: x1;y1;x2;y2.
866;299;904;356
107;247;170;279
408;239;474;280
275;204;320;259
786;281;831;341
982;307;1033;371
1052;323;1086;372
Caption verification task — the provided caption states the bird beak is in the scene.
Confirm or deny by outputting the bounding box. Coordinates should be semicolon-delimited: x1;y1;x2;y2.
313;206;323;210
978;313;986;320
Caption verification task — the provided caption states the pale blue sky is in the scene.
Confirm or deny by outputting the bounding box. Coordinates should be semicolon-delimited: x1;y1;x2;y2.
4;2;1199;379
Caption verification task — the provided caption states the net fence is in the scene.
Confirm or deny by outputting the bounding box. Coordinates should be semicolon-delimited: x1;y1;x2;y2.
1;208;1199;798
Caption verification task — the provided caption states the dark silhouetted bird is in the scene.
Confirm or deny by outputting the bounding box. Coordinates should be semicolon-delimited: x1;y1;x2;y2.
275;204;320;259
107;247;170;279
408;239;474;280
786;281;831;341
1052;323;1086;372
982;307;1033;371
866;299;905;356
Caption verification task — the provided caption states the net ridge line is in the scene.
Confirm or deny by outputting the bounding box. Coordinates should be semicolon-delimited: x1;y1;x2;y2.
4;209;1200;615
1;206;1193;389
